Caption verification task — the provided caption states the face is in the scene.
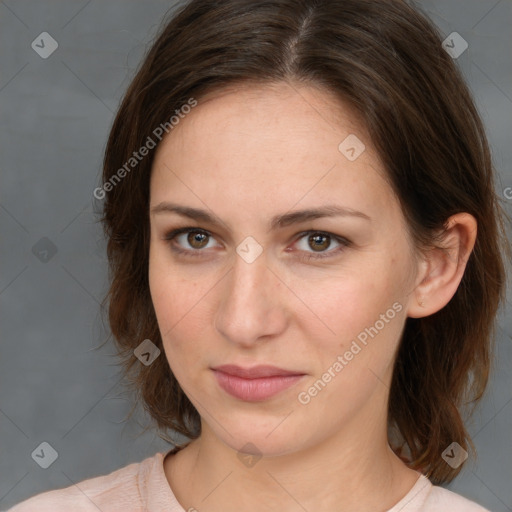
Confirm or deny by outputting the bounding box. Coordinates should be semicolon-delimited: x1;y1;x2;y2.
149;82;420;457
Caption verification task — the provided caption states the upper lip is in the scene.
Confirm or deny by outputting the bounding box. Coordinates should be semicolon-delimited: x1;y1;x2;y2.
212;364;305;379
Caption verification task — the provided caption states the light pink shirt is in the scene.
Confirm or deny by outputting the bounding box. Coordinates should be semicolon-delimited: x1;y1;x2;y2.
7;448;490;511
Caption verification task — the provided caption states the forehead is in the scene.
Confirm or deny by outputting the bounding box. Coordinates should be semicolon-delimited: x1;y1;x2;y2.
174;81;368;148
150;82;403;235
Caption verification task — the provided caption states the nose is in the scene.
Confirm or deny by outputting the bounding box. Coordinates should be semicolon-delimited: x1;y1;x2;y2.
214;250;289;348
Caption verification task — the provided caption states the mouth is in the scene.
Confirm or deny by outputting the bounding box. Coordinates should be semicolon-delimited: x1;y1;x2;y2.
211;364;306;402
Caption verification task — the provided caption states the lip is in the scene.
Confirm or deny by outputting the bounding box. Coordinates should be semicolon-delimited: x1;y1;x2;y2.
212;364;304;378
211;364;306;401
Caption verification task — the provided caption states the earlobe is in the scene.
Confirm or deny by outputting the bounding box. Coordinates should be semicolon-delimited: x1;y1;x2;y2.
406;213;477;319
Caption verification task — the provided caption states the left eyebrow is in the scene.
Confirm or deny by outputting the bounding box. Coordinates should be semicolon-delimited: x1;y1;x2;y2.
269;205;371;229
150;202;371;231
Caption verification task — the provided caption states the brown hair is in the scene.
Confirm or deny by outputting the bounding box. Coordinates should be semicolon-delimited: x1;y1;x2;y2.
99;0;511;484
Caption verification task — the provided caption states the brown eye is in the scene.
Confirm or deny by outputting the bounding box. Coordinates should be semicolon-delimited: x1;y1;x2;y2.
187;231;209;249
163;227;219;257
308;233;330;252
293;231;351;262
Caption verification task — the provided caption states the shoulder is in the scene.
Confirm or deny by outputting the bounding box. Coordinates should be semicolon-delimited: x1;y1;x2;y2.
423;484;490;512
6;452;164;512
389;473;490;512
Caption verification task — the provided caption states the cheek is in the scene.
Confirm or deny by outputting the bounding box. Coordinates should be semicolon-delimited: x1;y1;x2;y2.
298;283;405;419
148;250;215;374
305;254;408;369
149;243;200;332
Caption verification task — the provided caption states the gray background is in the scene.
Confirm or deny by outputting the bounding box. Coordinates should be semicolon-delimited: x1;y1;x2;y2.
0;0;511;510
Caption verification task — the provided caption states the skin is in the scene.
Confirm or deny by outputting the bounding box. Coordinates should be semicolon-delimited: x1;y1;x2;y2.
148;81;477;512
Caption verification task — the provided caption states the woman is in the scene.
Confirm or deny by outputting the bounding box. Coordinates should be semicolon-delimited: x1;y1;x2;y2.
9;0;510;510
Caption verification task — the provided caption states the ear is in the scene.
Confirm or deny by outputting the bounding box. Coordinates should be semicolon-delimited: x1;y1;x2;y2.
407;213;477;319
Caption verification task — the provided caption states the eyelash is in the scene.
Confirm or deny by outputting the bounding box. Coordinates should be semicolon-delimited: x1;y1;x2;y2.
162;227;351;262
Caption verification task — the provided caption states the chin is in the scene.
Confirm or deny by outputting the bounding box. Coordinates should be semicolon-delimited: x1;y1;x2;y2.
206;411;311;458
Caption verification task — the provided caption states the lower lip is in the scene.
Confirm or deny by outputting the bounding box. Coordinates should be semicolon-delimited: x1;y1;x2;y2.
212;370;305;401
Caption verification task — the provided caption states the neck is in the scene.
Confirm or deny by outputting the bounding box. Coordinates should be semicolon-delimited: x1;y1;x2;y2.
165;389;420;512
